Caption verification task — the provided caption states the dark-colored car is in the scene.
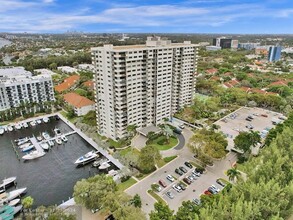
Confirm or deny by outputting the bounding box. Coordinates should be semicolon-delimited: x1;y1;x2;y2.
261;114;268;117
175;168;184;176
159;180;167;188
183;177;191;185
216;179;226;187
195;167;204;174
245;117;252;121
179;166;188;173
173;128;182;134
184;161;193;169
178;183;186;190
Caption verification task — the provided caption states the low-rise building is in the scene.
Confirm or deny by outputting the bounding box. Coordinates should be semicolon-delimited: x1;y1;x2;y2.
57;66;78;74
63;93;95;116
54;75;80;93
34;68;56;76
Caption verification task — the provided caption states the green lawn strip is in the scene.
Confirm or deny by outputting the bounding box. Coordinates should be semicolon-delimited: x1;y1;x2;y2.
157;159;166;168
119;147;140;157
136;172;152;181
147;190;167;205
117;177;137;191
218;178;230;185
179;181;187;187
163;155;177;163
148;136;178;151
189;161;206;170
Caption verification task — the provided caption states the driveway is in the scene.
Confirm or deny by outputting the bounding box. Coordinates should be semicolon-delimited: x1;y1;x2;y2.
131;134;147;150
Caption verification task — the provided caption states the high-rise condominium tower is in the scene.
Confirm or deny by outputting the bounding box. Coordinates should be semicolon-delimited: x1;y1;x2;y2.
91;36;198;140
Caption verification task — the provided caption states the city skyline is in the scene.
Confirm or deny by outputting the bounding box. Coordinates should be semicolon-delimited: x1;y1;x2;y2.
0;0;293;34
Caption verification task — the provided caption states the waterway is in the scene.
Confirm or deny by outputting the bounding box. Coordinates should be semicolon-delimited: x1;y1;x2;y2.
0;117;116;207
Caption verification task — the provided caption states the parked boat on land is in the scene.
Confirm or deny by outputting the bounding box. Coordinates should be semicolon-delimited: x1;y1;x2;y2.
56;138;62;145
7;126;13;132
0;177;16;190
16;138;29;146
75;151;99;165
22;122;28;128
40;142;49;150
43;117;49;123
21;145;34;153
42;132;50;140
22;151;45;160
30;121;36;126
8;199;20;207
61;135;68;142
48;140;54;147
54;128;61;136
0;128;4;135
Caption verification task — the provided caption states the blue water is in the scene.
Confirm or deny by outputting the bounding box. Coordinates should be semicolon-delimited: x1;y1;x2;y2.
0;117;115;207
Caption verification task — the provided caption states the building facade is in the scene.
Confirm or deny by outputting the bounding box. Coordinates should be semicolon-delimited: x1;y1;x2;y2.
268;46;282;62
63;93;95;116
0;67;55;111
92;36;198;140
213;38;232;49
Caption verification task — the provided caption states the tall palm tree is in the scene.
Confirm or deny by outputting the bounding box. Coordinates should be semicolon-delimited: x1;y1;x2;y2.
227;167;241;182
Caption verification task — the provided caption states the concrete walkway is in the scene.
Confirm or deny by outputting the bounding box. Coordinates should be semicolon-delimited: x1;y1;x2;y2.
131;134;147;150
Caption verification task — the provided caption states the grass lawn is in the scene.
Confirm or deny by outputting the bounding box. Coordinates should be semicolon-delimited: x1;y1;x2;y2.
119;147;140;157
136;172;152;180
157;155;178;168
60;110;78;123
148;136;178;151
147;190;167;205
118;177;137;191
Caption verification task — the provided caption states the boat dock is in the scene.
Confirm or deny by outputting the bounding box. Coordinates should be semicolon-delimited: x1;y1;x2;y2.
39;131;77;144
30;137;44;153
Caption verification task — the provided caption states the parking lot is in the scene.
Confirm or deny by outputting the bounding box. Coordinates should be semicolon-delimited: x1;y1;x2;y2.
214;107;286;152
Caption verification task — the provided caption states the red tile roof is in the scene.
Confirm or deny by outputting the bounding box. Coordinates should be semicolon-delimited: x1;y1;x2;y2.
206;68;218;75
83;80;94;89
55;75;80;93
269;80;288;87
223;79;240;88
63;93;95;108
210;76;221;81
239;87;251;93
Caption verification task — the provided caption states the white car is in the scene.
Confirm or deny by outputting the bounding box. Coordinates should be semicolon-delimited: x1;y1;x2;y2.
172;184;182;193
211;185;220;193
166;175;175;182
179;124;185;129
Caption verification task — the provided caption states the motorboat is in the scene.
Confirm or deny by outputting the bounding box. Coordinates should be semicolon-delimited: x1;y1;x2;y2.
13;205;23;215
36;119;42;124
14;124;22;130
92;158;102;167
30;121;36;126
8;199;20;207
22;122;29;128
0;188;27;202
0;205;14;220
22;151;45;160
36;135;43;141
43;117;49;123
75;151;98;165
98;161;111;170
48;140;54;147
40;142;49;150
16;138;29;146
18;142;31;149
0;128;4;135
61;135;68;142
54;128;61;136
107;169;118;177
0;177;16;189
56;138;62;145
55;115;60;120
21;145;34;153
7;126;13;132
42;132;50;140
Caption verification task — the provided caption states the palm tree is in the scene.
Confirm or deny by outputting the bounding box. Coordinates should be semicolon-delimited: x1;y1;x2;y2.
227;167;241;182
249;130;261;148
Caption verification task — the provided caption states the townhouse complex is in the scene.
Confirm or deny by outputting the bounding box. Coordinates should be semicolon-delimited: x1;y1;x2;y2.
91;36;198;140
0;67;55;111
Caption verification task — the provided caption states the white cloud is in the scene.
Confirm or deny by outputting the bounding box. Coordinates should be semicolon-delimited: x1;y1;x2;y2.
43;0;55;3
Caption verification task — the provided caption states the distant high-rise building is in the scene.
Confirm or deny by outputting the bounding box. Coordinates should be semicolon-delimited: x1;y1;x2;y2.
239;42;261;50
268;46;282;62
213;37;232;49
92;36;198;140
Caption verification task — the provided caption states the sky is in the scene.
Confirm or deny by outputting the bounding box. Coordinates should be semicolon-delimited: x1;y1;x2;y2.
0;0;293;34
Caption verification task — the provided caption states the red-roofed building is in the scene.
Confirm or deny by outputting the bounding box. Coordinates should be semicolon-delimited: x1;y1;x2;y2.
210;76;221;82
63;92;95;116
83;80;94;90
206;68;218;75
223;79;240;88
55;75;80;93
239;87;251;93
268;80;288;87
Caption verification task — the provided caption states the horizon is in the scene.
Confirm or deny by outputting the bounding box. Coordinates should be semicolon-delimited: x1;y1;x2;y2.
0;0;293;34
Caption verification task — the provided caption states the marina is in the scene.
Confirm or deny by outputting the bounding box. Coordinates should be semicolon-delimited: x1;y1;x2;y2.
0;114;122;207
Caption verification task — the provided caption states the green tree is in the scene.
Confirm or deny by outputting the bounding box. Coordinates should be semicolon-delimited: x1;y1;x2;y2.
138;145;161;173
227;167;241;182
22;196;34;210
175;201;200;220
130;194;142;208
234;131;261;156
149;202;174;220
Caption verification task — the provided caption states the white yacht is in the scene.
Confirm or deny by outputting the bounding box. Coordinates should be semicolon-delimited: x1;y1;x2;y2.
0;177;16;189
36;135;42;141
0;188;27;203
36;119;42;124
43;117;49;123
22;151;45;160
14;124;22;130
22;122;29;128
0;128;4;135
18;142;31;149
7;126;13;132
98;161;111;170
48;140;54;147
40;142;49;150
30;121;36;126
8;198;20;207
75;151;98;165
42;132;50;140
16;138;29;146
61;135;68;142
56;138;62;145
54;128;61;136
13;205;23;215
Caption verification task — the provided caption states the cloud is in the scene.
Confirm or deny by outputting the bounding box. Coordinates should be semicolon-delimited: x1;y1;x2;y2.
43;0;55;3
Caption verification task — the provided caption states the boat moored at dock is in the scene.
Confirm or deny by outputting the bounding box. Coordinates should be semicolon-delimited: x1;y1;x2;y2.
0;177;16;190
16;138;29;146
42;132;50;140
30;121;36;127
22;151;45;160
61;135;68;142
21;145;34;153
0;128;4;135
43;117;49;123
56;138;62;145
40;143;49;150
75;151;99;165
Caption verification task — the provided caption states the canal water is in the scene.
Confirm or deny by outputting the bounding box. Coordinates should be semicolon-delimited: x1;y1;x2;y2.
0;117;115;207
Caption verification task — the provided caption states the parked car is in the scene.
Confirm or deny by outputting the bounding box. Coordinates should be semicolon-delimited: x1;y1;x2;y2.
166;175;175;182
192;198;201;206
216;179;226;187
195;167;204;174
173;128;182;134
245;117;252;121
192;170;201;177
204;190;212;195
172;184;182;193
187;175;194;182
210;185;220;193
208;187;218;194
261;114;268;117
178;183;186;190
179;124;185;129
246;124;254;129
179;166;188;173
166;191;174;199
184;161;193;169
175;168;184;176
159;180;167;188
183;177;191;185
152;184;162;192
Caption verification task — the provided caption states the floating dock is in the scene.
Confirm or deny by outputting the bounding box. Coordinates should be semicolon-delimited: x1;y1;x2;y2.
30;137;45;153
